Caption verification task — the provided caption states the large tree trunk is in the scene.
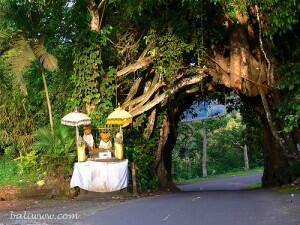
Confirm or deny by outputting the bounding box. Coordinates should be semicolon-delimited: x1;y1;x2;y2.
260;112;300;187
155;111;179;190
155;115;170;188
155;97;194;190
262;118;290;186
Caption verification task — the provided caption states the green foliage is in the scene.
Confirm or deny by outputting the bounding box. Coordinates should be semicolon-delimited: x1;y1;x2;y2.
3;146;15;160
0;160;20;186
276;62;300;132
260;0;300;36
32;125;75;177
209;0;249;21
15;150;39;177
124;111;165;191
126;145;159;191
209;0;300;38
207;114;244;173
0;65;35;155
70;27;116;126
173;152;202;180
173;113;263;180
145;29;194;84
16;125;75;180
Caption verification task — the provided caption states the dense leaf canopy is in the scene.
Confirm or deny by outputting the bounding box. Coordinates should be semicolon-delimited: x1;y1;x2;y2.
0;0;299;189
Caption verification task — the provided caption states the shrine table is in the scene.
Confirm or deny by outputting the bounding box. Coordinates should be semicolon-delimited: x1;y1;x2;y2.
70;159;128;192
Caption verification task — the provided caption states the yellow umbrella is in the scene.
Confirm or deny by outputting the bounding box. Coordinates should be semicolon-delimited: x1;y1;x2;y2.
106;106;132;160
106;107;132;125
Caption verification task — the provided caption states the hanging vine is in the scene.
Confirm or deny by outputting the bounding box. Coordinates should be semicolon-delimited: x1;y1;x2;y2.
70;27;116;126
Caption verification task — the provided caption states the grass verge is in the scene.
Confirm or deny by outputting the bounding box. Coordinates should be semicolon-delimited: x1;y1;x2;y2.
248;182;262;189
0;159;20;186
0;159;35;187
273;185;300;193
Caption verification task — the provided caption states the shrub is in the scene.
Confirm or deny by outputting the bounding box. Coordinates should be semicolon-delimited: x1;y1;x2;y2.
32;125;75;177
16;150;39;177
4;146;15;160
16;125;75;181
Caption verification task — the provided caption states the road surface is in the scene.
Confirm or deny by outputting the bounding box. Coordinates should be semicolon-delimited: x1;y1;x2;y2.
78;173;300;225
2;173;300;225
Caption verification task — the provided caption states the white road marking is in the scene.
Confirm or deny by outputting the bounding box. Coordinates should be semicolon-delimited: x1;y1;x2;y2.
192;196;201;201
162;214;171;221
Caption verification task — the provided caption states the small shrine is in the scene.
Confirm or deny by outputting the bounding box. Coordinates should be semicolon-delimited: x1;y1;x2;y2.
61;107;132;193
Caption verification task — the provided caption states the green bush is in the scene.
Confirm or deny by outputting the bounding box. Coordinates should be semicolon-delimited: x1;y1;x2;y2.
126;145;159;192
4;146;15;160
16;150;39;177
16;125;75;180
33;125;75;177
124;112;163;192
173;113;263;181
173;152;202;180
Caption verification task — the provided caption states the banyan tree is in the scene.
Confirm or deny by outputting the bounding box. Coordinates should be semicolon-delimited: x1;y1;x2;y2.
2;0;298;189
80;0;300;188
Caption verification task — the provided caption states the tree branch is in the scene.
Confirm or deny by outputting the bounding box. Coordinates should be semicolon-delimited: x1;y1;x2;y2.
129;71;207;117
98;0;108;30
255;5;287;152
143;108;157;140
124;82;166;110
123;77;142;104
255;5;271;86
116;57;153;77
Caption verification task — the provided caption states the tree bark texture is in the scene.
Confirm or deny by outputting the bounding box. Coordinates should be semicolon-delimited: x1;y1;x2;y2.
42;72;54;134
243;144;249;170
201;127;208;177
260;110;300;187
87;0;107;32
155;115;170;187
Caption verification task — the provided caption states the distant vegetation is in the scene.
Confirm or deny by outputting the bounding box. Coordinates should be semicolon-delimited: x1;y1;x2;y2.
173;112;263;181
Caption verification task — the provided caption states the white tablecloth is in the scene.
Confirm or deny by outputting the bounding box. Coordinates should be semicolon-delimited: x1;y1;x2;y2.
70;159;129;192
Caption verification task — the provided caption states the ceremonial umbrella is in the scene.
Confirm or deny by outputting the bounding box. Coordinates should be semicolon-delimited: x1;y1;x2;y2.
61;110;91;149
106;106;133;138
106;106;132;125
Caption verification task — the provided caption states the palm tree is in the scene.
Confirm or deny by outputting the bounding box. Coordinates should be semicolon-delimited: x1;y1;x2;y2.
0;31;58;134
0;0;64;134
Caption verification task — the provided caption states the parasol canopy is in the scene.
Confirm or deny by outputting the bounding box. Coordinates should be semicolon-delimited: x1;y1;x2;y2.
106;107;132;125
61;111;91;154
61;112;91;127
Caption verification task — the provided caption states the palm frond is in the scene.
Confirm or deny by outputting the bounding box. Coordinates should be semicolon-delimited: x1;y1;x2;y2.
0;5;8;17
1;31;58;95
4;36;36;95
32;42;58;71
0;30;11;42
33;127;54;152
0;30;16;53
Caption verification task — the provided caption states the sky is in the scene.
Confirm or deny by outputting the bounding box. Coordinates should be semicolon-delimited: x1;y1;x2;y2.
181;101;226;121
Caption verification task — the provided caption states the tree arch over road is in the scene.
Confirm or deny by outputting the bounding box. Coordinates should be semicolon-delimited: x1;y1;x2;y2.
1;0;300;190
101;0;300;188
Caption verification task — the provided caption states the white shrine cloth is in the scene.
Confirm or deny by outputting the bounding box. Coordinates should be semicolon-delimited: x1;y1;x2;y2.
70;160;128;192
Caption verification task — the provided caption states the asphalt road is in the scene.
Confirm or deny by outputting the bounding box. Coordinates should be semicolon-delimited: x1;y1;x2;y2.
79;173;300;225
179;173;263;191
